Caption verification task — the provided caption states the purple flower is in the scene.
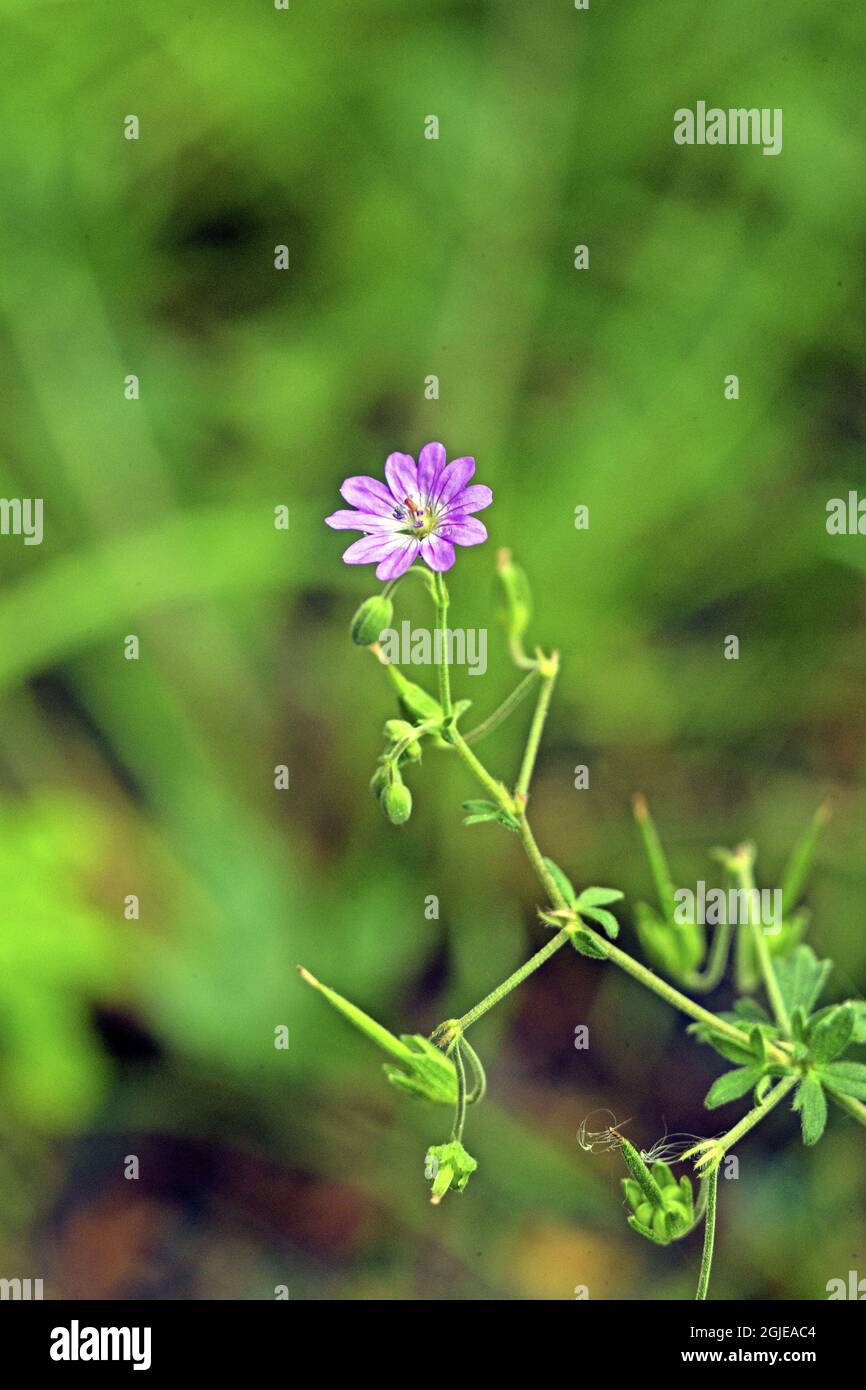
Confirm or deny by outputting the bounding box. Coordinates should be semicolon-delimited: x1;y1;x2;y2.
325;443;492;581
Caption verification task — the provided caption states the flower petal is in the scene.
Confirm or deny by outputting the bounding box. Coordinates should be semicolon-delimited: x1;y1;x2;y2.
441;484;492;516
325;509;399;532
341;533;402;564
376;537;420;581
420;535;456;572
434;456;475;507
417;442;447;503
339;475;395;513
438;515;487;547
384;452;418;503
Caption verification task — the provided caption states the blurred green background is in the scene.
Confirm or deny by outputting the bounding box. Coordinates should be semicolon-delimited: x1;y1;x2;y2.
0;0;864;1299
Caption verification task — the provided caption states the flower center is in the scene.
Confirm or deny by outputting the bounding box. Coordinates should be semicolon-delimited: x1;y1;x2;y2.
394;496;437;537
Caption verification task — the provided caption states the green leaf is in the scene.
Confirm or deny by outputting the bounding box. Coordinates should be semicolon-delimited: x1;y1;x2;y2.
579;905;620;939
462;799;520;831
755;1073;774;1103
569;929;608;959
698;1033;757;1065
704;1065;765;1109
577;886;624;908
808;1000;866;1044
808;1003;855;1064
749;1024;768;1063
793;1074;828;1146
775;945;833;1017
543;858;577;907
845;1001;866;1044
733;997;771;1022
818;1061;866;1101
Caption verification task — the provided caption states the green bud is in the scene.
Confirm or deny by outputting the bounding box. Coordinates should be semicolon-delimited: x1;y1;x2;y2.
425;1139;478;1204
382;719;422;761
384;719;416;743
351;594;393;646
382;778;413;825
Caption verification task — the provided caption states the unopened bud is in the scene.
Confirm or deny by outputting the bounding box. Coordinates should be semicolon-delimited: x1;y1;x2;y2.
382;778;413;825
351;594;393;646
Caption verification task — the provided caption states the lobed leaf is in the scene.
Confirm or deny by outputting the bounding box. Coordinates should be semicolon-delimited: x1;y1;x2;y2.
579;904;620;939
774;944;833;1017
704;1064;766;1109
793;1074;828;1145
577;886;624;908
818;1061;866;1101
543;858;578;907
808;1003;855;1064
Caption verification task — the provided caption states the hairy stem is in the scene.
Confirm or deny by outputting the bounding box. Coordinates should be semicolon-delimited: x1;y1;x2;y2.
684;920;734;994
450;726;515;813
695;1169;718;1301
432;571;452;719
451;1041;468;1142
514;652;558;801
456;743;793;1058
830;1091;866;1129
735;850;791;1035
458;929;572;1031
712;1075;798;1156
463;669;539;745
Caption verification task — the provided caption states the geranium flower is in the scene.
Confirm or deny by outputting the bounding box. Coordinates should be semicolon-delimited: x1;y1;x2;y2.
325;442;492;580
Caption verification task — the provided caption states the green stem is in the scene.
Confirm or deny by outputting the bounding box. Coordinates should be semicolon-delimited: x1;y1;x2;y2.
388;716;440;763
432;571;452;719
718;1075;798;1153
457;929;572;1031
734;850;791;1035
508;634;538;670
450;727;515;814
514;653;558;801
695;1169;718;1301
684;920;734;994
461;1038;487;1104
451;1041;468;1141
830;1091;866;1129
454;741;787;1059
463;670;539;745
517;813;569;908
598;933;773;1053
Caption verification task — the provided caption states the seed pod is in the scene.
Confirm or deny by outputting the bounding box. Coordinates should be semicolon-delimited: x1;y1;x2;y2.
351;594;393;646
382;779;413;825
495;548;532;639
